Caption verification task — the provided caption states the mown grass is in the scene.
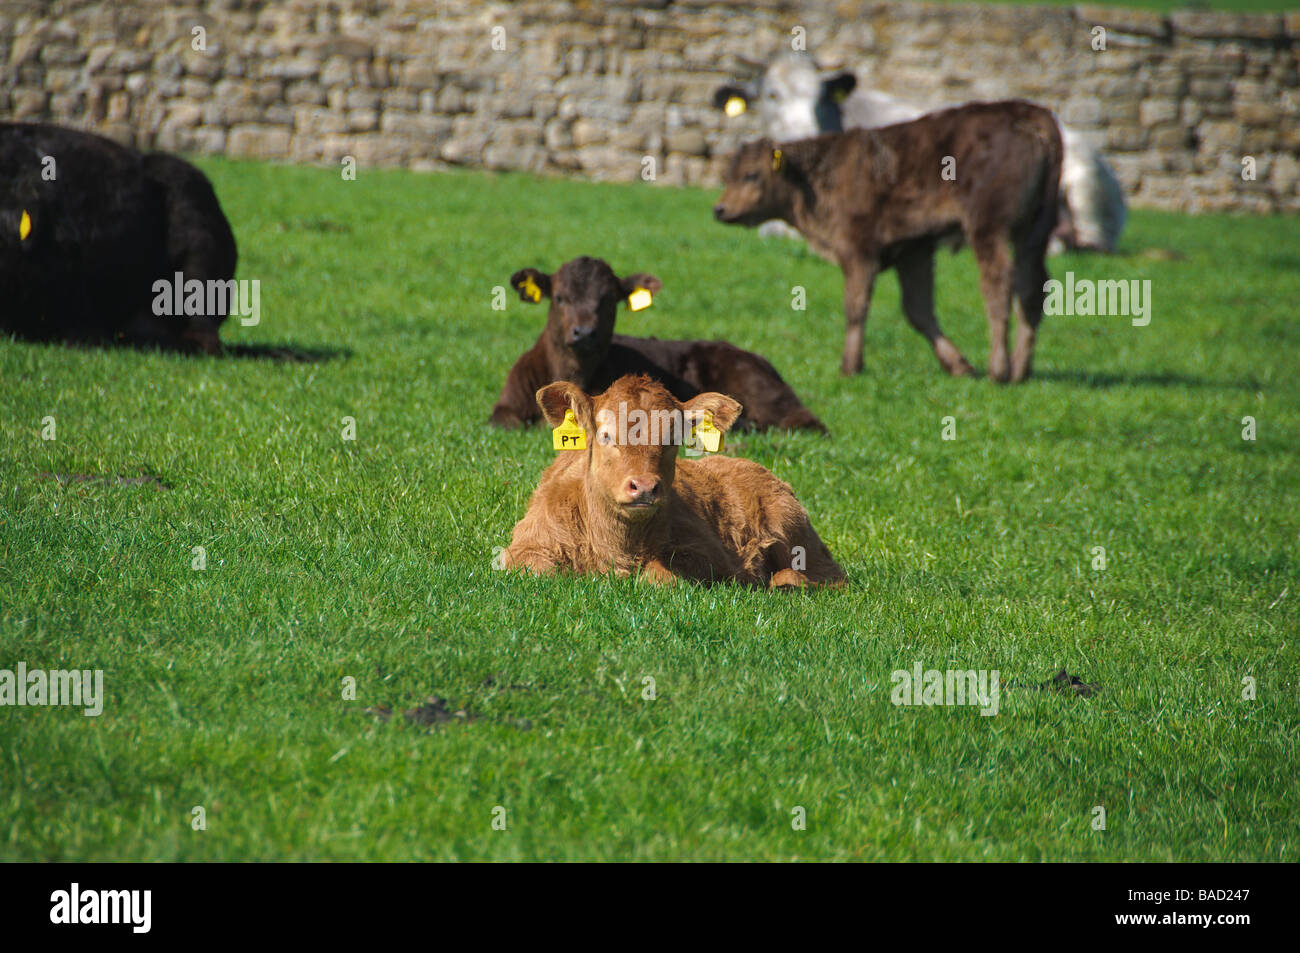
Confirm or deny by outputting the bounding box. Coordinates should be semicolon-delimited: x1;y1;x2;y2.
0;156;1297;861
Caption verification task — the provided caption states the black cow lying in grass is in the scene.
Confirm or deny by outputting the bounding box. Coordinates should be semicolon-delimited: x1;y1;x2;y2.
490;256;827;433
0;122;238;353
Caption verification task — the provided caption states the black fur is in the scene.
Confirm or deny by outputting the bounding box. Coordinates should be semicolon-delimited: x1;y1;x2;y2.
0;122;237;352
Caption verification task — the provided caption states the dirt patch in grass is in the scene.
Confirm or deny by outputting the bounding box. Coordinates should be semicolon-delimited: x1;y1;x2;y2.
1009;669;1100;698
275;217;352;234
367;694;476;726
366;681;536;731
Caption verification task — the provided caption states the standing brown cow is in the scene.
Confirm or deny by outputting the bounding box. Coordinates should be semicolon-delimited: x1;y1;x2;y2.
713;100;1063;382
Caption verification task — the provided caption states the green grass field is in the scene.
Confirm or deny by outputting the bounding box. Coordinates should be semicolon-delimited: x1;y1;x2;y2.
1;157;1297;861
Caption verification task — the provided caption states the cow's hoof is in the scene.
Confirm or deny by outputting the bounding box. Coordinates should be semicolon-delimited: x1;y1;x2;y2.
935;339;974;377
180;324;223;355
637;561;677;586
770;569;809;589
988;353;1011;383
1010;349;1035;382
779;408;829;434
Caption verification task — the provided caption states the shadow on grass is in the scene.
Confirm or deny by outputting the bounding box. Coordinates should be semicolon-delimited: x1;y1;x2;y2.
4;336;350;364
1032;368;1261;391
223;343;351;363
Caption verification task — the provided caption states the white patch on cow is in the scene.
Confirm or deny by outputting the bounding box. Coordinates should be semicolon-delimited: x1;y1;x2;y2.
758;55;825;141
1057;126;1126;252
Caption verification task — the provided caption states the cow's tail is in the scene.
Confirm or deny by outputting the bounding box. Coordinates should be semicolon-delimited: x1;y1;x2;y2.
1013;110;1066;256
1021;111;1063;256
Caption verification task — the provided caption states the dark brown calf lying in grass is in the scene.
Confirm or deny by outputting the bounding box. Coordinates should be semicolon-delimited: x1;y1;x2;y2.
714;100;1063;382
489;256;826;432
502;374;845;588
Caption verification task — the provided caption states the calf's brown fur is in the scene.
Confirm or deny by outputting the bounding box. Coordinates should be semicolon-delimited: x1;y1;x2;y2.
489;256;825;432
502;374;844;589
714;100;1063;382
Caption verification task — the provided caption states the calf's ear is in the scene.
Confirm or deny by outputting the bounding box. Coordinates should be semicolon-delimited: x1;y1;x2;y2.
749;136;786;175
712;84;754;117
683;392;743;433
822;72;856;104
537;381;596;432
619;273;662;307
510;268;552;304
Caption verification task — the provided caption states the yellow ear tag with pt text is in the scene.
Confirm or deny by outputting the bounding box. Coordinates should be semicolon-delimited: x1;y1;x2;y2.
724;96;747;118
521;275;542;303
771;149;784;173
692;412;723;453
552;409;587;451
627;287;653;312
19;210;31;241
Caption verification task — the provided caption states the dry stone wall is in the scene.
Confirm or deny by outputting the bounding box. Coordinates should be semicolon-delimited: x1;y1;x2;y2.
2;0;1296;212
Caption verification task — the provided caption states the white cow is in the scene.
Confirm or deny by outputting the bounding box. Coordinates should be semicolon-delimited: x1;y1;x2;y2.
713;54;1126;254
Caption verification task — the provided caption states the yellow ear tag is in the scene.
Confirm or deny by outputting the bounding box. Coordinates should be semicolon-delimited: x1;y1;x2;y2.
692;412;723;453
771;149;784;173
627;287;653;312
552;409;587;451
521;275;542;303
19;210;31;241
724;96;747;118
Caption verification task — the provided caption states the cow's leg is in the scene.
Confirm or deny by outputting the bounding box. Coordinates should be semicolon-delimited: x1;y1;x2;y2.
120;306;182;352
144;154;237;354
769;569;810;589
895;245;975;377
180;321;223;355
1011;246;1049;382
714;349;827;432
767;525;847;589
501;548;557;576
120;304;222;354
638;558;678;586
971;235;1015;382
1049;196;1077;255
840;259;878;375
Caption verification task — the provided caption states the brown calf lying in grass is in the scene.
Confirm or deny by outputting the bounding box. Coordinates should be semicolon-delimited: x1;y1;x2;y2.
489;256;826;432
714;100;1063;382
502;374;845;588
